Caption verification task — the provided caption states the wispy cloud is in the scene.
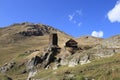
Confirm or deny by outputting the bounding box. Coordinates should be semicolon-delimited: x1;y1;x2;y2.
107;0;120;23
76;10;82;15
68;14;74;21
78;22;82;26
91;31;103;38
68;10;82;26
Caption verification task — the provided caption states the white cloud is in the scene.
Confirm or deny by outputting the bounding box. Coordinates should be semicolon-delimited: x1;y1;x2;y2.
107;0;120;23
68;14;74;21
91;31;103;38
76;10;82;15
68;10;82;26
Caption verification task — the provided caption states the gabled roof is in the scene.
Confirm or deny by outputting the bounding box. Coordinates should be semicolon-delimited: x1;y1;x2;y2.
66;39;78;44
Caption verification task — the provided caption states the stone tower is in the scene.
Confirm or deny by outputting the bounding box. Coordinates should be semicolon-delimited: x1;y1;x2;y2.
49;33;58;47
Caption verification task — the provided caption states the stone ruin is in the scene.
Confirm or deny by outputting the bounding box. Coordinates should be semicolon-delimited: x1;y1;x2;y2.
26;33;83;79
65;39;78;48
65;39;79;54
49;33;58;47
43;33;61;67
26;32;61;70
26;33;81;72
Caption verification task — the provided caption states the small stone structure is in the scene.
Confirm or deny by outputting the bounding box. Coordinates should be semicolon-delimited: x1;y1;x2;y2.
65;39;78;54
65;39;78;48
49;33;58;47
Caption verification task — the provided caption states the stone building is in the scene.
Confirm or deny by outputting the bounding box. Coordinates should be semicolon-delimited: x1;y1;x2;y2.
49;33;58;47
65;39;78;48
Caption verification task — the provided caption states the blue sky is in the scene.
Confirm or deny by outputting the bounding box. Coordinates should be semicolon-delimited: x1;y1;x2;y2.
0;0;120;38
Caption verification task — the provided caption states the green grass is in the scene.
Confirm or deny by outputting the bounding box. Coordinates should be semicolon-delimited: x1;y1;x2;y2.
6;62;28;80
0;74;12;80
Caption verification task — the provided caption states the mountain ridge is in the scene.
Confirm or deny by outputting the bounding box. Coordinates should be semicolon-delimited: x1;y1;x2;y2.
0;22;120;80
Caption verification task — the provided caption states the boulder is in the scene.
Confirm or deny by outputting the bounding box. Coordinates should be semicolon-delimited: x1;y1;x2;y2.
0;62;16;73
26;56;42;70
53;63;60;70
80;55;91;65
27;69;37;80
60;59;69;66
68;57;80;67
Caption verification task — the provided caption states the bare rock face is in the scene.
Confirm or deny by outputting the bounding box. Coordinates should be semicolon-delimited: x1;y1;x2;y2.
68;58;79;67
80;55;91;65
17;24;57;37
26;56;42;70
94;49;115;58
42;46;61;68
102;35;120;48
60;59;69;66
27;69;37;80
26;46;61;70
52;62;60;70
26;46;61;79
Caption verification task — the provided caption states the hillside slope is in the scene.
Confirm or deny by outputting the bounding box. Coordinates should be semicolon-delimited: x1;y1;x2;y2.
0;22;71;65
0;22;120;80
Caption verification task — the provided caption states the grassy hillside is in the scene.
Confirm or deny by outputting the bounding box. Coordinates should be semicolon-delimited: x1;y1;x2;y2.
0;23;71;65
0;23;120;80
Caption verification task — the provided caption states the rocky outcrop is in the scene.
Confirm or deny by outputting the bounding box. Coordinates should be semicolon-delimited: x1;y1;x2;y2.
26;44;61;79
18;29;43;36
101;35;120;48
0;62;16;73
94;49;115;58
27;69;37;80
68;58;79;67
60;59;69;66
52;62;60;70
42;46;61;68
80;55;91;65
26;56;42;70
17;24;58;37
26;46;61;70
